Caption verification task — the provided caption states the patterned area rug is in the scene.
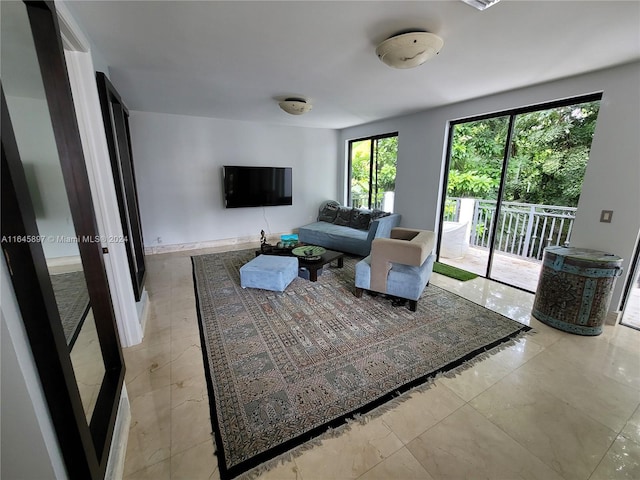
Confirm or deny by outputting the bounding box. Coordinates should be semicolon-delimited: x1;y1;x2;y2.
192;250;530;479
50;271;90;347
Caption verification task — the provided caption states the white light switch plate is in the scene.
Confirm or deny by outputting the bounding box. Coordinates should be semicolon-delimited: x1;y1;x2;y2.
600;210;613;223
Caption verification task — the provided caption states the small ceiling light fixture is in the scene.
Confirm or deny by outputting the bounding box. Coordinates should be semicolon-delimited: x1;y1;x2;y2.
461;0;501;11
376;31;444;69
278;97;312;115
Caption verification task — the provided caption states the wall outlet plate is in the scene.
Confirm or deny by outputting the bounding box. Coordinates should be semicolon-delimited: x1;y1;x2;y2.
600;210;613;223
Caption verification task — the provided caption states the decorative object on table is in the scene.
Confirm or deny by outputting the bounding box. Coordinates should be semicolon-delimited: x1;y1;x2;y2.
259;230;299;253
280;233;299;248
532;246;623;336
292;245;326;261
192;249;530;480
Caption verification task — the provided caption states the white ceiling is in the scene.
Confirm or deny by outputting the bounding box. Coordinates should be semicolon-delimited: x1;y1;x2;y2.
64;0;640;129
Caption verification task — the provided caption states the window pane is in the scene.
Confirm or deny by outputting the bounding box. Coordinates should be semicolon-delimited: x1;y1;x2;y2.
373;136;397;212
489;101;600;291
350;139;370;208
441;117;509;276
348;134;397;211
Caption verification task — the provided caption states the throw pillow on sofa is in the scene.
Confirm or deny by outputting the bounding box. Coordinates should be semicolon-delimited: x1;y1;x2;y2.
350;209;372;230
370;209;390;225
334;206;353;226
318;201;340;223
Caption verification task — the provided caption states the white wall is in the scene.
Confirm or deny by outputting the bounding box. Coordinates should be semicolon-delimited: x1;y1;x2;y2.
128;111;339;247
1;262;67;479
5;95;80;259
340;62;640;313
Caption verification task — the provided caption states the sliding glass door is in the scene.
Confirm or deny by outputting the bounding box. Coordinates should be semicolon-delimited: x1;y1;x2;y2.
439;96;602;292
441;117;509;277
620;232;640;330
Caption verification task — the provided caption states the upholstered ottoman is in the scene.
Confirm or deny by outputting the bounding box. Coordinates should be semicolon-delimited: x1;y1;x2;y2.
240;255;298;292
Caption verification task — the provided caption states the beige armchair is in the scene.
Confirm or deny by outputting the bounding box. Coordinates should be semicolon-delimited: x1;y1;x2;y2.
354;228;436;311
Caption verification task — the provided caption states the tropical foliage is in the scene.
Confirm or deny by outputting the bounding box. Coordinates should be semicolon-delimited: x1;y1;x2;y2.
448;101;600;207
350;135;397;209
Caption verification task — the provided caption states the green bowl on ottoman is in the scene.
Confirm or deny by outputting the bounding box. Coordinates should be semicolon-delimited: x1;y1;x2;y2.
240;254;298;292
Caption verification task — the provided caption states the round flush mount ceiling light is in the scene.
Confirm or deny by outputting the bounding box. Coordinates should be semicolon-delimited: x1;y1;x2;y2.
278;98;313;115
376;31;444;69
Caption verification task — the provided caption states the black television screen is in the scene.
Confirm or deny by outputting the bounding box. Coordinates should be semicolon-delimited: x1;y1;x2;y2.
223;166;292;208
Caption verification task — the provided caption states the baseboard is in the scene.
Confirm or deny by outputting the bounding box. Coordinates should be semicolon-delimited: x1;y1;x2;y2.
137;289;150;338
144;232;295;255
105;386;131;480
46;255;82;269
607;310;620;326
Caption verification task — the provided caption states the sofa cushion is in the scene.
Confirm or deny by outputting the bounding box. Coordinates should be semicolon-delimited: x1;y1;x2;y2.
334;206;353;226
355;254;435;301
298;221;369;256
371;210;390;222
318;201;340;223
350;209;372;230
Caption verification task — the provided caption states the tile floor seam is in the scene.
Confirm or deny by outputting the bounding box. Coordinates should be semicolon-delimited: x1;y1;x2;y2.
123;454;169;479
540;341;640;397
466;394;614;480
511;363;639;437
619;429;640;449
586;436;620;480
393;382;468;444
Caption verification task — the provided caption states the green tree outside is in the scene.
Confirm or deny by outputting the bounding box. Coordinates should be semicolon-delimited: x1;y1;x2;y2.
350;135;397;209
447;101;600;207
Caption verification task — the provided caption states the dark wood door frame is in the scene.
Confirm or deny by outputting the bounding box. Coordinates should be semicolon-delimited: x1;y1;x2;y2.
96;72;146;301
1;2;124;478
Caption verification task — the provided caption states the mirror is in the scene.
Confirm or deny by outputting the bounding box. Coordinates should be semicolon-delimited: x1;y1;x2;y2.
96;72;147;301
1;0;105;422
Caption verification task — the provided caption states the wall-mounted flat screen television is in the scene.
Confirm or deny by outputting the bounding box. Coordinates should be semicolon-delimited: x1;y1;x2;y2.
223;166;293;208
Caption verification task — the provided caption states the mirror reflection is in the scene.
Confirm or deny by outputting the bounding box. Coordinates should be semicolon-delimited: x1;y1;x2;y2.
1;0;105;422
69;309;104;420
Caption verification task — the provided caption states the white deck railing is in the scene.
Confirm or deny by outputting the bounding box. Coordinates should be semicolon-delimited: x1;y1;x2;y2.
445;198;576;261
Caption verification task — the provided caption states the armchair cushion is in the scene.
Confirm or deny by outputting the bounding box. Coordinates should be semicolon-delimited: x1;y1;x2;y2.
370;228;435;293
355;254;436;301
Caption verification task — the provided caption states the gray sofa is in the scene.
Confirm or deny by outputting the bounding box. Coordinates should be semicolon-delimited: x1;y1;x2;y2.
297;200;401;256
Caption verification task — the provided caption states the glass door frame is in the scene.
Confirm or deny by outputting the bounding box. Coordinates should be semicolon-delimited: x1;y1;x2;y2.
619;230;640;330
437;92;603;291
347;131;398;210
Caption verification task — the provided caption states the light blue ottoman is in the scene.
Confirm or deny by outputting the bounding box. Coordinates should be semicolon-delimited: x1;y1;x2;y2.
240;255;298;292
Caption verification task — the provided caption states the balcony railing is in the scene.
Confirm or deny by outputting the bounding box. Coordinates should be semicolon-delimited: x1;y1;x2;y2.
351;191;395;212
445;197;576;261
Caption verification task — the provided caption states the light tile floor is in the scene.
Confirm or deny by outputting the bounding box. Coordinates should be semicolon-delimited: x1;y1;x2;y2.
123;244;640;480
